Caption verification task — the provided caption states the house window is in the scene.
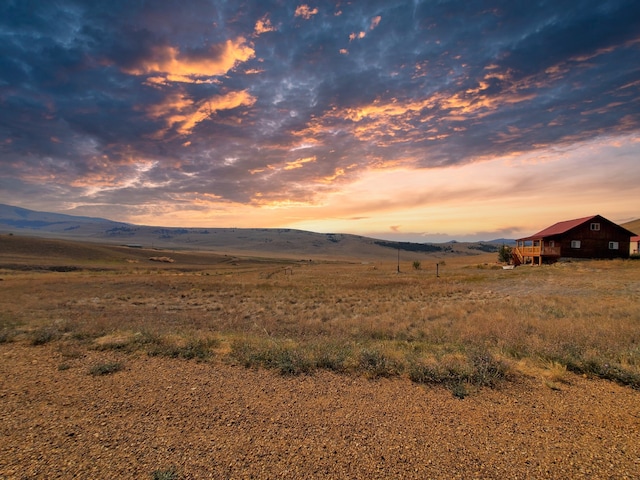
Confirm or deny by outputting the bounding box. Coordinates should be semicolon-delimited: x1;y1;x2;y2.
609;241;619;250
548;241;555;247
571;240;581;249
590;223;600;231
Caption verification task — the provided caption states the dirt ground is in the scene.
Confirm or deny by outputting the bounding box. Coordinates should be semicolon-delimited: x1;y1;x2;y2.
1;342;639;479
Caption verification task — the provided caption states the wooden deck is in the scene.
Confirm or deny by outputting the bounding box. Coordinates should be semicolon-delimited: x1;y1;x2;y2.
512;245;561;265
515;246;561;257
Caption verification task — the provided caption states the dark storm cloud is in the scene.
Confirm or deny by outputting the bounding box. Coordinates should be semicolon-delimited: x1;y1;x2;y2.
1;0;638;215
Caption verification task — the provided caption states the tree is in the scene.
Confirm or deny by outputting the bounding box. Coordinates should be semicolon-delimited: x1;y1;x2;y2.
498;245;512;263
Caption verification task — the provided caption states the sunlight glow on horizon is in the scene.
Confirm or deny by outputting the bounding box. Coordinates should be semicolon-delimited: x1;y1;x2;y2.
116;133;640;242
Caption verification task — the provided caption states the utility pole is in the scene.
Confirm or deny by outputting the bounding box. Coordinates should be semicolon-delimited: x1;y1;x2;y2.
397;247;400;273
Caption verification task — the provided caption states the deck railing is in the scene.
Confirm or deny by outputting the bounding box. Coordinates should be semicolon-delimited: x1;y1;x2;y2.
518;246;541;256
513;245;561;258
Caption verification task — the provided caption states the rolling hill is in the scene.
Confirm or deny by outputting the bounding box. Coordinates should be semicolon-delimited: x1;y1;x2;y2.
0;204;487;260
2;204;635;260
622;218;640;236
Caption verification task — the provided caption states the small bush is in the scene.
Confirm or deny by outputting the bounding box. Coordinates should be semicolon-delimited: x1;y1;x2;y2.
313;342;352;373
541;344;640;389
272;348;314;376
470;350;510;387
147;336;218;361
30;326;60;346
412;260;421;270
407;362;448;384
89;362;123;376
565;358;640;389
407;354;469;386
229;339;314;376
408;349;509;395
0;328;15;344
451;382;469;399
544;361;568;384
358;348;401;379
152;467;178;480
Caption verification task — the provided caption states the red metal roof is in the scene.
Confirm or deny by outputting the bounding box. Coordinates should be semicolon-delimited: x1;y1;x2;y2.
520;215;597;240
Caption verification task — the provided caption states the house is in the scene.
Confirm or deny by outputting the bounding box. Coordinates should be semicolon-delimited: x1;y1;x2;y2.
512;215;637;265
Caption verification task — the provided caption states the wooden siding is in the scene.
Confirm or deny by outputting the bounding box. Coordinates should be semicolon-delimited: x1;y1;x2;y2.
514;215;632;262
551;218;630;259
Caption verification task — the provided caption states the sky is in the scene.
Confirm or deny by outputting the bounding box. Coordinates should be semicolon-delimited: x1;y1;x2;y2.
1;0;639;242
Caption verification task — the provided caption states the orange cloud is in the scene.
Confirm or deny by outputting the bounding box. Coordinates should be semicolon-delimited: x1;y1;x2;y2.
284;156;317;170
370;16;381;30
440;90;536;116
124;38;255;83
146;91;193;118
295;5;318;19
570;45;617;63
293;96;441;148
255;15;276;35
291;66;546;150
344;98;435;122
148;90;256;136
349;31;366;41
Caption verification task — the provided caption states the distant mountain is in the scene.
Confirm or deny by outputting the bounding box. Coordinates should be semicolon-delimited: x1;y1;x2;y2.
486;238;517;245
0;204;418;258
0;204;125;229
0;203;522;259
0;204;129;240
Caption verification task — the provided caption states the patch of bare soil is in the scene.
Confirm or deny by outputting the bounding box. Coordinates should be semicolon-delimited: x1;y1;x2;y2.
1;343;639;479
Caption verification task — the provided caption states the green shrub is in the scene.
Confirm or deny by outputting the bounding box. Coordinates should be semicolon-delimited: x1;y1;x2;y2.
313;342;352;373
30;326;60;346
498;245;512;263
229;339;314;376
89;362;123;376
358;348;400;378
152;467;178;480
408;349;509;396
271;347;314;376
147;336;218;361
470;350;509;387
0;328;15;344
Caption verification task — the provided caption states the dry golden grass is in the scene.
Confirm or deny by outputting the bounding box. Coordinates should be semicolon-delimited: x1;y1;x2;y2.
1;235;640;391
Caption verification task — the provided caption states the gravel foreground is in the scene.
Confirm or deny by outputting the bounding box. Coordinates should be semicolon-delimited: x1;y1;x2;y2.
1;343;639;479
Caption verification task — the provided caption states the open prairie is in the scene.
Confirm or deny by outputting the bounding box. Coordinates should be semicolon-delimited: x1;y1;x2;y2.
1;234;640;478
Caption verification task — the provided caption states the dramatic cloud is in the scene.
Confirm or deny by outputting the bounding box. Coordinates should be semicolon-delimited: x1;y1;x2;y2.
294;5;319;20
147;90;257;136
254;15;277;35
123;38;255;83
0;0;639;240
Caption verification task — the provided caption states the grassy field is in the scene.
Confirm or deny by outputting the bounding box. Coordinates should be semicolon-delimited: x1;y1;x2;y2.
1;234;639;396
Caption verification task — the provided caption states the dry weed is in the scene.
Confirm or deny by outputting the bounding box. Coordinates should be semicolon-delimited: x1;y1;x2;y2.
1;256;639;390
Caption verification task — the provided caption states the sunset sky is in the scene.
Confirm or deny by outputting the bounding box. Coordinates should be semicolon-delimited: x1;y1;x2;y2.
1;0;639;242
